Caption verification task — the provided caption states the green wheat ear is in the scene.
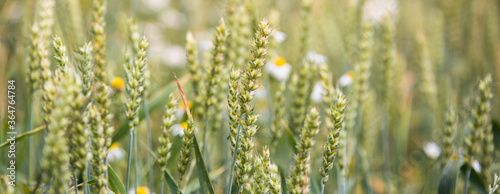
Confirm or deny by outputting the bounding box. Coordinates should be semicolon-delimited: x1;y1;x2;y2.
228;69;241;150
465;74;492;160
441;106;455;167
186;32;205;119
235;19;272;189
41;69;79;193
288;107;321;194
320;89;347;190
158;94;177;173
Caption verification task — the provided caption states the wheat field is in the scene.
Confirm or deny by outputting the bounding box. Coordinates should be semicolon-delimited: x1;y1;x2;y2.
0;0;499;193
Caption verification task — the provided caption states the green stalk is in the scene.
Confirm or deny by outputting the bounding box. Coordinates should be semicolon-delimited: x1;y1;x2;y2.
126;128;133;192
227;113;244;194
134;130;138;192
464;165;471;194
27;96;34;184
337;169;345;194
145;99;153;191
74;175;79;194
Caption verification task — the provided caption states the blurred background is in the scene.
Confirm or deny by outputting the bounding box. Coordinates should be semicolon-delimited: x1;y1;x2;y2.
1;0;500;193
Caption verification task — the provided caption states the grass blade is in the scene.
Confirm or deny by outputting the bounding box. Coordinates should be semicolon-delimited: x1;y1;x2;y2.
226;114;243;194
0;125;45;149
438;160;461;194
184;167;225;193
108;165;127;194
193;135;215;194
164;169;182;194
460;163;488;194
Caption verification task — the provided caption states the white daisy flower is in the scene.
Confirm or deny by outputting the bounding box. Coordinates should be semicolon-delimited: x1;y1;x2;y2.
172;122;188;137
306;51;327;64
161;46;186;67
175;100;192;118
472;160;481;173
266;56;292;81
160;10;186;29
338;71;354;87
107;143;126;162
423;142;441;159
362;0;398;24
144;22;162;43
273;31;287;43
311;82;327;103
129;186;151;194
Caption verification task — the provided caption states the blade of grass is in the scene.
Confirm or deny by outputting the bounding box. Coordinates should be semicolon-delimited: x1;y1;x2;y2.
226;114;243;194
164;169;182;194
280;118;298;153
460;163;488;194
438;160;461;194
144;98;153;191
108;165;127;194
184;167;225;193
193;136;215;194
0;125;45;149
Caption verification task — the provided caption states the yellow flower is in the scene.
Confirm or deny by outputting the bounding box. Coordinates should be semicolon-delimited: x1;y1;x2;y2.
266;56;292;81
129;186;150;194
110;77;125;91
274;57;287;67
181;121;188;129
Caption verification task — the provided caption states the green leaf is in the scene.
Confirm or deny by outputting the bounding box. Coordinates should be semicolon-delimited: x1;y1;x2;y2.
184;167;225;193
491;120;500;148
311;172;321;194
284;124;298;153
460;163;488;194
193;136;215;194
164;169;182;194
108;165;127;194
279;166;288;194
438;160;461;194
0;125;45;149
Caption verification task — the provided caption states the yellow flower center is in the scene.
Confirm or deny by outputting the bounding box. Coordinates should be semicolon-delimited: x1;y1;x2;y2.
109;142;121;150
274;57;287;67
181;122;188;130
346;71;354;79
110;77;125;91
136;186;149;194
179;100;193;109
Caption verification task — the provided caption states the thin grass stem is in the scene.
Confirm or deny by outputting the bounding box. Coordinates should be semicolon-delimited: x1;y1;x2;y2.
464;165;471;194
227;113;244;194
74;175;79;194
134;130;138;192
145;99;153;190
126;129;133;192
27;97;34;183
